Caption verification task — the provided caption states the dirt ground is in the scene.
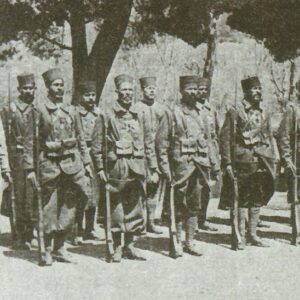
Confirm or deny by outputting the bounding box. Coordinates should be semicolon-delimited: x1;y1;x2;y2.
0;192;299;300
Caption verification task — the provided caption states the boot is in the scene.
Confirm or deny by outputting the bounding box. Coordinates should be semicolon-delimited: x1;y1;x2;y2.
147;219;163;234
247;207;268;247
123;233;146;261
43;234;53;266
84;207;98;240
198;221;218;232
237;208;247;250
112;232;122;263
53;231;75;263
184;216;202;256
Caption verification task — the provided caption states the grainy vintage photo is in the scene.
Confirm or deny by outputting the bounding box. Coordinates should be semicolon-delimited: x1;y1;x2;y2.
0;1;299;299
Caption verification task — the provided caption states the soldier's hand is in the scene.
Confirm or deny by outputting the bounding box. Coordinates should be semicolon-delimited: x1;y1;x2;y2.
98;170;107;183
226;165;235;182
163;171;172;183
149;171;159;184
85;164;93;178
286;159;296;177
27;171;38;189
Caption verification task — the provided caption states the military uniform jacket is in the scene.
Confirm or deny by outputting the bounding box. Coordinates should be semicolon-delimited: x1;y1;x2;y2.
197;101;220;173
23;97;90;181
131;99;168;172
219;100;277;209
91;101;158;184
278;103;300;202
156;102;211;185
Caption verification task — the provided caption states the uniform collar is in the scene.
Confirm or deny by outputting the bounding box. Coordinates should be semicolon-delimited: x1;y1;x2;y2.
15;98;31;112
242;99;262;112
181;102;199;115
113;101;137;116
141;98;155;106
44;97;70;114
78;105;98;117
196;100;211;111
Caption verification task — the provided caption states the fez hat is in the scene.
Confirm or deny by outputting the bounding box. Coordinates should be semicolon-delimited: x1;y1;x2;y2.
79;81;97;94
42;68;63;86
241;76;261;92
114;74;133;89
198;76;210;87
139;76;156;89
180;75;198;90
17;73;35;86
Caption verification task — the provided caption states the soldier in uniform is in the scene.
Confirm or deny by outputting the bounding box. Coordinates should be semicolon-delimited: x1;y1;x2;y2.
278;79;300;221
0;116;11;204
132;76;169;234
24;68;92;265
196;77;220;232
1;73;37;249
220;76;276;249
156;75;211;257
91;74;158;262
73;81;100;244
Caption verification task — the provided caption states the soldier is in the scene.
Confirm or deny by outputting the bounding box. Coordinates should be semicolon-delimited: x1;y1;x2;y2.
0;116;11;202
132;76;168;234
1;73;37;249
24;68;92;265
196;77;220;232
91;74;159;262
156;75;211;257
74;81;100;244
278;79;300;233
220;76;276;249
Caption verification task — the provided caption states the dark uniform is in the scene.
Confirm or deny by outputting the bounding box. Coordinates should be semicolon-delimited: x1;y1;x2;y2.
156;76;211;256
196;77;220;231
24;68;91;264
278;99;300;203
74;81;101;242
1;74;37;248
132;76;168;234
220;76;276;248
91;74;157;261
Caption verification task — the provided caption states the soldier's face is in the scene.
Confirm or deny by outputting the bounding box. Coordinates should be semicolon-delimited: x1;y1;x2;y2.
48;79;64;101
248;86;262;104
81;92;96;110
197;85;208;102
18;83;35;103
117;82;134;107
181;83;198;105
143;85;156;101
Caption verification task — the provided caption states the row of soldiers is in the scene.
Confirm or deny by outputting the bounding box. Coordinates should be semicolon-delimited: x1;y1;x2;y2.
0;68;298;266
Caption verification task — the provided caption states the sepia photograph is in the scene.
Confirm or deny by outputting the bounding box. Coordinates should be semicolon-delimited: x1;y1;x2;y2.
0;1;299;299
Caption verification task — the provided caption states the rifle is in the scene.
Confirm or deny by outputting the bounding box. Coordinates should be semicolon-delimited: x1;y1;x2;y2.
291;100;300;246
33;110;46;265
7;73;17;241
103;119;114;262
230;81;242;250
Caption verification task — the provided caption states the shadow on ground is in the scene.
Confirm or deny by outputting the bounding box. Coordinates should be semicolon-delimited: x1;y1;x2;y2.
209;216;231;226
0;233;13;248
195;231;231;245
258;230;292;242
68;243;107;261
260;215;290;225
134;236;170;256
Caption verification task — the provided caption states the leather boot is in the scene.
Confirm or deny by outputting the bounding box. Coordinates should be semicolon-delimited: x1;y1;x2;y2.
184;216;202;256
84;207;98;240
123;233;146;261
53;231;75;263
112;232;122;263
43;233;53;266
247;207;268;247
147;219;163;234
237;208;247;250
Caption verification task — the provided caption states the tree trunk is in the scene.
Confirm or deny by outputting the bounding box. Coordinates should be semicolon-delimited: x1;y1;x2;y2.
69;2;88;104
84;0;133;104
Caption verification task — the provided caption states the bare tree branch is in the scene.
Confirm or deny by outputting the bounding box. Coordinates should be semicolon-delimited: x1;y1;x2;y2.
37;33;72;51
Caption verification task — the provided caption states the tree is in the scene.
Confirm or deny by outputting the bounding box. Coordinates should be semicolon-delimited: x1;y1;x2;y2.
0;0;133;103
228;0;300;99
